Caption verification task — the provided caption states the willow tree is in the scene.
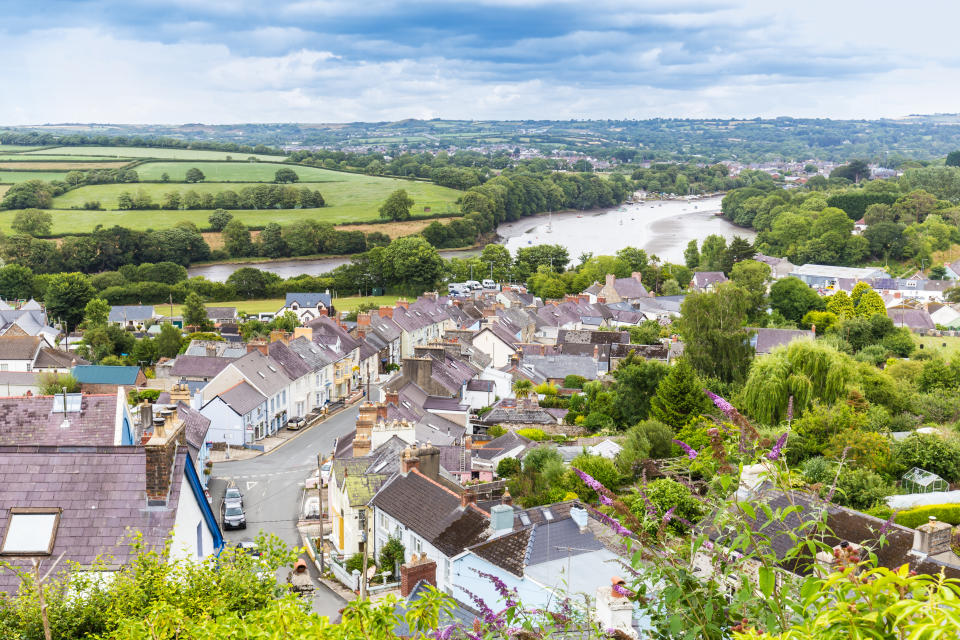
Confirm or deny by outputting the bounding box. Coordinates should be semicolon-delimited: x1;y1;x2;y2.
742;340;852;424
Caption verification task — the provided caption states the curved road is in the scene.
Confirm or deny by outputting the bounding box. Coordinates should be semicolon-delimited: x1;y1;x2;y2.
209;404;360;619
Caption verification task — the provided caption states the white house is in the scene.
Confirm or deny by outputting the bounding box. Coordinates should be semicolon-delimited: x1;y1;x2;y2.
200;381;267;446
279;292;333;324
201;350;292;440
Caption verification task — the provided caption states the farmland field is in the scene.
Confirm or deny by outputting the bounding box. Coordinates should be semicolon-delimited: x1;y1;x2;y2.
24;146;286;161
0;161;131;170
0;171;69;183
135;161;351;182
0;145;44;152
0;154;133;162
0;186;8;198
51;176;459;217
162;295;401;317
914;335;960;360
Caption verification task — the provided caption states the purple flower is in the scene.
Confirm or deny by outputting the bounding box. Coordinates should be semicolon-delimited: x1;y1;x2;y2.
599;493;614;506
586;505;633;537
704;389;735;419
612;583;633;598
672;439;698;460
703;540;715;550
786;395;794;425
662;506;676;525
878;511;896;536
434;626;456;640
478;570;517;608
767;432;788;461
573;467;606;493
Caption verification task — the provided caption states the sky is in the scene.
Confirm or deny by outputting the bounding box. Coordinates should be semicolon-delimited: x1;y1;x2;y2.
1;0;959;124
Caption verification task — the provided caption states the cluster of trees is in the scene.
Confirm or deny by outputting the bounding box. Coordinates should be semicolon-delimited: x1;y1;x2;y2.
64;167;139;186
218;219;388;260
0;130;284;155
0;179;68;209
114;185;325;211
630;162;773;195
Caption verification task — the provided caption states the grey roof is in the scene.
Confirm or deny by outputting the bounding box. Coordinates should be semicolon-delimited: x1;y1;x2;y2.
423;396;468;412
229;350;292;397
692;272;728;288
0;335;43;360
0;371;41;386
888;308;936;331
109;305;155;323
416;413;465;445
284;292;332;309
177;402;211;450
0;446;186;594
204;306;237;321
611;276;648;299
750;328;811;354
170;355;233;379
527;515;602;565
473;431;534;460
217;381;266;415
558;329;630;345
286;335;336;369
35;347;86;369
0;394;120;446
467;379;494;392
268;340;312;380
520;354;598;380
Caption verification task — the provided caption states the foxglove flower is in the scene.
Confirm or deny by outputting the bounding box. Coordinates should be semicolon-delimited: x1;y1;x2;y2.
767;432;788;461
672;439;698;460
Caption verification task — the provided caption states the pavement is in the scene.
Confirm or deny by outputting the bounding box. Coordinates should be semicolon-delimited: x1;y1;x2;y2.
209;403;360;620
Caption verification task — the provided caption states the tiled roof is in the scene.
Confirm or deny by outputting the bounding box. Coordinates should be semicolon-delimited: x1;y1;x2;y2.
520;354;598;380
612;277;648;299
371;470;489;552
170;355;233;379
218;381;266;415
0;335;42;360
204;306;237;320
72;365;142;385
0;394;119;446
0;446;185;594
343;473;390;507
287;336;336;369
108;305;155;323
468;527;532;577
284;292;332;309
177;402;211;450
467;379;494;392
230;350;291;397
268;341;312;380
693;271;729;288
34;347;86;369
750;328;811;354
888;308;935;331
557;329;629;345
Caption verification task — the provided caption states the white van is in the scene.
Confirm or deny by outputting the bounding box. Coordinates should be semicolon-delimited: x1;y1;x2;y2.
482;279;496;289
465;280;482;290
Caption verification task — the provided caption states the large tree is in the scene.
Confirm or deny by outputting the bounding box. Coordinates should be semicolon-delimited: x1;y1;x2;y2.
649;359;711;430
274;168;299;183
675;283;753;383
380;236;444;291
609;352;670;426
379;189;414;221
12;209;52;237
729;259;771;319
44;272;95;332
222;219;254;258
769;277;825;324
0;264;34;300
182;292;210;330
185;167;206;183
83;297;111;329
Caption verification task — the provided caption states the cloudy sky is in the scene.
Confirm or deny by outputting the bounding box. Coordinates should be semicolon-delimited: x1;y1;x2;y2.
1;0;958;124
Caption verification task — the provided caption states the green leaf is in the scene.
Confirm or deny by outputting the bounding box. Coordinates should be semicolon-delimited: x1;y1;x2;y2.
759;566;775;598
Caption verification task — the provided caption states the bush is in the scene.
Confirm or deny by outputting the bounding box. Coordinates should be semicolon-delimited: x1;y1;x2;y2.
894;504;960;529
631;478;704;534
496;457;521;478
344;552;371;574
568;453;621;501
516;428;547;441
633;419;674;459
834;467;896;510
486;424;505;437
893;433;960;483
801;456;834;486
564;375;587;389
378;537;404;580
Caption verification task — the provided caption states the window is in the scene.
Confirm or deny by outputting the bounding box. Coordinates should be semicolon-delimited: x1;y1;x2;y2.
196;522;203;558
2;508;61;555
0;364;7;372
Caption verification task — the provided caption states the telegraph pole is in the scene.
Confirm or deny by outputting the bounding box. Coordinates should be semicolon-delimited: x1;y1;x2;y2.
359;510;369;600
316;453;325;573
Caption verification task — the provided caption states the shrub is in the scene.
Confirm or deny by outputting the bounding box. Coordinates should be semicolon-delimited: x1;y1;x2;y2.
801;456;834;486
378;537;405;580
496;457;521;478
893;433;960;483
894;504;960;529
824;430;892;474
516;428;547;441
486;424;505;437
564;374;587;389
568;453;621;501
631;478;704;534
344;552;371;574
633;419;674;459
834;467;896;510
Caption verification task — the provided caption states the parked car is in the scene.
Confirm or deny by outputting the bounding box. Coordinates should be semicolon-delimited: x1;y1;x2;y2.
224;486;244;508
464;280;482;290
223;503;246;530
447;282;462;293
235;540;261;556
482;279;496;289
287;416;306;430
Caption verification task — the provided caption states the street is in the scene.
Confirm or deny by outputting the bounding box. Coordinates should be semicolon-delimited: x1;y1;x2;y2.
209;404;360;619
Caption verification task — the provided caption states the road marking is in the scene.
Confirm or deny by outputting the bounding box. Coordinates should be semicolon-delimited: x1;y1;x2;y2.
246;481;259;490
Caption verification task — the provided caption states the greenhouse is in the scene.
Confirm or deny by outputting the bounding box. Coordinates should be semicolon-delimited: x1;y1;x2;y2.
902;467;949;494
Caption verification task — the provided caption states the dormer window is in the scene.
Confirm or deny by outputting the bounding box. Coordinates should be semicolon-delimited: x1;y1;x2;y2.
2;508;61;555
291;303;299;310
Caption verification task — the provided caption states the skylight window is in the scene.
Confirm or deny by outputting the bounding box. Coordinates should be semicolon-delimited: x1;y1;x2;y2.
257;371;266;378
518;512;531;526
2;508;61;555
542;508;554;521
51;394;82;413
267;365;277;372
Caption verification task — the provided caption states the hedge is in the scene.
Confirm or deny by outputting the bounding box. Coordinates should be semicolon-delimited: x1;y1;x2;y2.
893;503;960;529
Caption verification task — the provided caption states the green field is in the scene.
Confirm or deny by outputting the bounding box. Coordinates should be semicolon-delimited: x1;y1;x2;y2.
163;295;400;317
0;154;133;162
914;335;960;360
0;186;8;198
0;145;44;152
25;146;286;161
135;161;350;182
0;171;69;183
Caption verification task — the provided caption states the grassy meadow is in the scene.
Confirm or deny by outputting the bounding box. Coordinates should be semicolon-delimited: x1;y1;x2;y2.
162;295;401;317
913;335;960;360
135;161;353;182
0;154;134;162
0;171;69;183
24;146;285;162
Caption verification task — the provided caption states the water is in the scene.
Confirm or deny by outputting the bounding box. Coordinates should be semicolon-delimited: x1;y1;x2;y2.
499;196;755;264
188;196;753;282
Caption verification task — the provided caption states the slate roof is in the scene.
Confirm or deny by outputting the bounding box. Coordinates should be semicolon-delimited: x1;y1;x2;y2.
0;445;186;594
750;328;811;354
267;340;312;380
611;276;648;299
466;379;494;392
392;580;477;637
284;292;332;309
0;394;120;446
35;347;85;369
72;365;142;386
0;335;43;360
415;414;464;445
230;350;292;397
170;355;233;379
889;308;936;331
343;474;390;507
217;381;266;416
610;342;669;360
204;306;237;321
520;354;598;381
468;527;532;577
109;305;155;323
692;271;729;288
473;431;534;460
177;402;211;450
557;329;629;345
286;336;336;369
370;469;489;555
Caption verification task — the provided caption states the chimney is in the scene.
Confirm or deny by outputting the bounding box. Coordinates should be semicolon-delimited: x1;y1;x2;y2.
269;330;289;344
144;409;186;504
595;579;638;639
460;489;476;508
400;553;437;597
464;435;472;450
570;506;589;533
206;345;216;357
246;340;268;355
401;446;420;473
631;271;643;283
293;327;313;341
385;391;399;406
423;292;438;301
913;517;953;556
605;273;615;288
378;305;393;319
319;307;328;316
490;504;514;534
417;443;440;480
357;313;371;328
169;382;191;405
501;489;513;506
376;402;388;421
578;294;590;304
597;296;606;304
139;402;153;439
354;403;377;458
396;298;410;310
593;344;599;359
402;357;434;391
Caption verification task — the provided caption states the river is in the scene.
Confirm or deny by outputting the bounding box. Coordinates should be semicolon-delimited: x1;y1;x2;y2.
187;196;753;281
